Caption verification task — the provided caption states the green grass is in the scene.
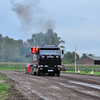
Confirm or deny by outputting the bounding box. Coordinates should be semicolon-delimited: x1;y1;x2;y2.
0;62;27;99
0;74;5;80
0;62;26;71
62;70;100;75
65;64;100;69
0;68;25;71
0;73;10;99
0;83;10;93
1;63;100;75
64;64;100;72
62;64;100;75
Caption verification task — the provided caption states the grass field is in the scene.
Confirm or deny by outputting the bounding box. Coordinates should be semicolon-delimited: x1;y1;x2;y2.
62;71;100;75
0;62;100;99
0;62;100;75
0;74;10;99
64;64;100;71
0;62;26;71
0;62;27;99
64;64;100;69
63;64;100;75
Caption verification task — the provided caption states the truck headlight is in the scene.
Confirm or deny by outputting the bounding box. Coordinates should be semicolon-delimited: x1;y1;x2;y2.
57;65;60;67
44;65;48;67
40;65;43;67
56;56;59;58
42;56;45;58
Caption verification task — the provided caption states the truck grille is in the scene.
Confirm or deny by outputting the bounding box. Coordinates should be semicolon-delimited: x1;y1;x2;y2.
39;59;61;65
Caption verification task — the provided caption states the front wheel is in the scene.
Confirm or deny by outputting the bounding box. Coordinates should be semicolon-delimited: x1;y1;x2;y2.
52;72;55;76
25;67;27;74
32;70;36;75
36;70;40;76
57;71;60;76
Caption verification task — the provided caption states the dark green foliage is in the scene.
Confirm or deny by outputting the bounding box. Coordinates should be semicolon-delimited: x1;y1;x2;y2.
62;51;95;64
62;51;80;64
81;53;94;58
81;53;87;58
0;34;30;62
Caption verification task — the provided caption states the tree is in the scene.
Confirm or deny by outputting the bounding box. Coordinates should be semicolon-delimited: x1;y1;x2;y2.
27;29;65;48
81;53;87;58
88;54;94;56
0;35;29;62
62;51;80;64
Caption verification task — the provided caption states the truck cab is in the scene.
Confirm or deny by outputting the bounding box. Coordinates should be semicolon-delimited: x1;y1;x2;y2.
26;45;64;76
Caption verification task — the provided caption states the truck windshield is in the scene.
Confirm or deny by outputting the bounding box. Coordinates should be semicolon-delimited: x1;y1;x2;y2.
40;49;60;55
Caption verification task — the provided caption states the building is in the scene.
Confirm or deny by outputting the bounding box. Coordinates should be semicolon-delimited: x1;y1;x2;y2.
72;56;100;65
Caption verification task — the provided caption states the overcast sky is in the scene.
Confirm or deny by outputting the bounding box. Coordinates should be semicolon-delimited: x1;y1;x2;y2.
0;0;100;57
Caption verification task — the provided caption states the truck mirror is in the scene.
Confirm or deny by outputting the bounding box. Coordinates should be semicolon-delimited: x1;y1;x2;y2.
62;50;64;54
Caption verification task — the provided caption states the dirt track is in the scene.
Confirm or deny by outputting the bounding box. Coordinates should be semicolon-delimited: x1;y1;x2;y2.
0;70;100;100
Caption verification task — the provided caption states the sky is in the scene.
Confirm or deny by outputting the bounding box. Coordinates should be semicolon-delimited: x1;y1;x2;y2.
0;0;100;57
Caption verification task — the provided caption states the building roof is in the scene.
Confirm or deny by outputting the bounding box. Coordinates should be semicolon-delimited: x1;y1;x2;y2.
87;56;100;60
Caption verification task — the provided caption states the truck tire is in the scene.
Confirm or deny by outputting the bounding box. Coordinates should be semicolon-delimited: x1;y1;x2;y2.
25;67;27;74
32;70;36;75
32;70;34;75
37;70;40;76
57;71;60;76
52;72;55;76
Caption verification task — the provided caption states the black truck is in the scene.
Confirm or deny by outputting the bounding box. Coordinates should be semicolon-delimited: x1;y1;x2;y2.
26;45;64;76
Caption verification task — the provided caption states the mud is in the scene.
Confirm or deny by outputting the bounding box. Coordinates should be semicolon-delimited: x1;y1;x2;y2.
0;71;100;100
0;80;5;83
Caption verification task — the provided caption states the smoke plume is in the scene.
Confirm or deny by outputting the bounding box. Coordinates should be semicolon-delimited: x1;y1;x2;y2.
11;0;55;34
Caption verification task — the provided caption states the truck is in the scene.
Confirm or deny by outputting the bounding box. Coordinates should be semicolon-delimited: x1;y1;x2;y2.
26;44;64;76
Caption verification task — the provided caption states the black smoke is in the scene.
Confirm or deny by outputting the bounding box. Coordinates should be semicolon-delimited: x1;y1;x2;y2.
11;0;55;34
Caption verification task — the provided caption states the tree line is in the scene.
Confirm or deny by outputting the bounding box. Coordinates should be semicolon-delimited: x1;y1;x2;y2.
0;29;65;62
62;52;94;64
0;29;94;63
0;34;29;62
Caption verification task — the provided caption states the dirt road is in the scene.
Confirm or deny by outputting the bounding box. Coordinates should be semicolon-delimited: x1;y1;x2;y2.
0;70;100;100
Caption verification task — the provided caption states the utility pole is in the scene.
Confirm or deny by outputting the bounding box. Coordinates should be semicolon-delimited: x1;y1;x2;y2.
75;45;77;72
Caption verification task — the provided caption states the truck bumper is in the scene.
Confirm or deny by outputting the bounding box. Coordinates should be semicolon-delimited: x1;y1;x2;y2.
39;67;60;73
